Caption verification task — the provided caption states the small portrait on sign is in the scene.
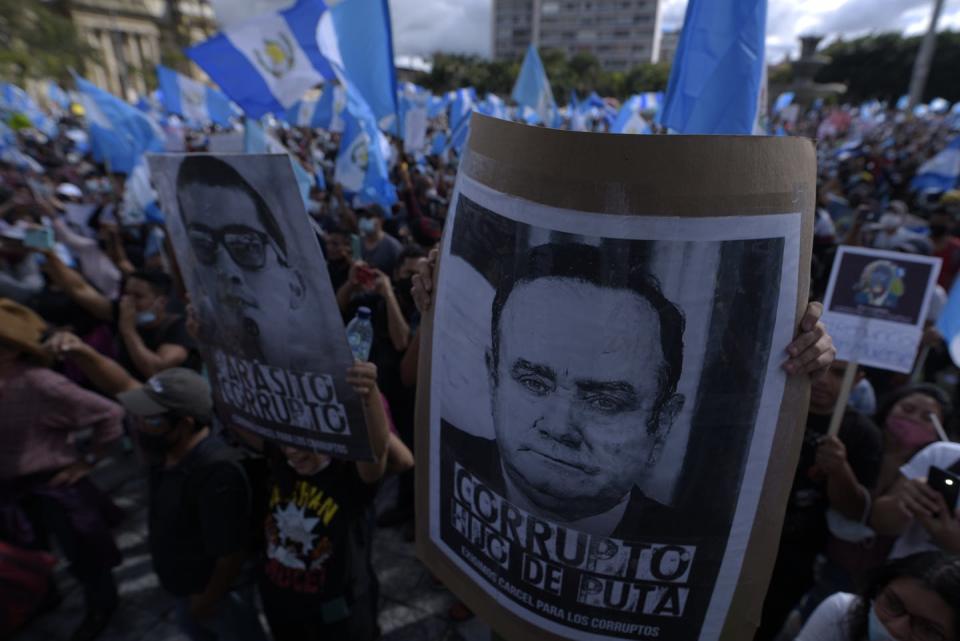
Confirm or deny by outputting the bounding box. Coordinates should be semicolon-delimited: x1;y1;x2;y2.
853;259;904;308
829;250;936;325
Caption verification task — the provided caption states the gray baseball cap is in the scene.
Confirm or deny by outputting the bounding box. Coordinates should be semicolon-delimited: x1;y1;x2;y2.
117;368;213;422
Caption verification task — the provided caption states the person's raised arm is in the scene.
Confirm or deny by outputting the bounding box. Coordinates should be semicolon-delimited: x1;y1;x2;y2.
45;331;140;396
41;250;114;321
871;474;920;536
374;269;410;352
348;362;391;484
816;435;870;521
336;260;365;314
116;295;188;378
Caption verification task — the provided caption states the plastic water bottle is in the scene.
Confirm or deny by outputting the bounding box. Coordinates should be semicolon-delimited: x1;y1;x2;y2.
346;307;374;362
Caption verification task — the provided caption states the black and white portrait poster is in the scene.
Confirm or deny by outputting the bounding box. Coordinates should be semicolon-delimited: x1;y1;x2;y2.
822;246;940;373
424;169;803;641
148;153;371;460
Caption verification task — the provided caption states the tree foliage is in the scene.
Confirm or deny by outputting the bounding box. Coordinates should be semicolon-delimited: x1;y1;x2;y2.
815;31;960;103
0;0;95;84
414;49;670;100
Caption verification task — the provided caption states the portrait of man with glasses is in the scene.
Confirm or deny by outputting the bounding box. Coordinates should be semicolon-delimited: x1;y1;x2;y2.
148;153;370;458
172;154;309;367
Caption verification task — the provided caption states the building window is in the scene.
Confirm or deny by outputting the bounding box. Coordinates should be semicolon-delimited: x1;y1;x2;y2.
577;30;596;42
542;1;560;14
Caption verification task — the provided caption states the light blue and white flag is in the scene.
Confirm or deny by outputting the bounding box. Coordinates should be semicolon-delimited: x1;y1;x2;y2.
187;0;339;118
511;45;555;126
430;131;447;156
660;0;767;134
427;94;448;119
611;96;652;134
449;88;476;133
323;0;398;131
73;75;165;174
285;82;346;132
911;137;960;194
156;65;236;126
773;91;794;114
937;277;960;367
244;117;315;207
47;82;71;111
476;94;507;120
896;95;910;111
930;97;950;114
447;110;471;155
398;83;429;153
335;87;396;210
0;83;57;136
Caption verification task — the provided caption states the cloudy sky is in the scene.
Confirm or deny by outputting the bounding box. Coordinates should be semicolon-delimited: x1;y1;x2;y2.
389;0;960;62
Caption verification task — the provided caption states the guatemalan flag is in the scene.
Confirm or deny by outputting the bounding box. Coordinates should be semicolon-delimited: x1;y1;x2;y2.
660;0;767;134
285;83;346;132
187;0;339;118
335;84;396;211
156;65;236;126
73;75;165;174
611;96;652;134
398;83;429;153
911;137;960;194
511;45;556;126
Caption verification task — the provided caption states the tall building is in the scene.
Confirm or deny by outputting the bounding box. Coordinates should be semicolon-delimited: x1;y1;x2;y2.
65;0;217;101
658;29;679;65
492;0;663;71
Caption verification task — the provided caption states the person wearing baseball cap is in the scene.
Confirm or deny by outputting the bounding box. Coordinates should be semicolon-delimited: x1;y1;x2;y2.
117;369;268;641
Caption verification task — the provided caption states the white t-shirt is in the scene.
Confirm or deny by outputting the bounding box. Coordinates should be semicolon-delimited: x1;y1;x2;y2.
795;592;857;641
889;442;960;560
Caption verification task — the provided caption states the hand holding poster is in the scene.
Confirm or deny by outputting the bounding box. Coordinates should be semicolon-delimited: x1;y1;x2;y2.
821;246;941;373
416;115;816;641
147;153;372;460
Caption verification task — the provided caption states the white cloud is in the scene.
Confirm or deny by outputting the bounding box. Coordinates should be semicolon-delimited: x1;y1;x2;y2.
388;0;960;61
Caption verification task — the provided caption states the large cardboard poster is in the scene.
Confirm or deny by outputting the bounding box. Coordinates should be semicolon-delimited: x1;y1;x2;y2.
148;153;372;460
416;116;815;641
821;246;941;373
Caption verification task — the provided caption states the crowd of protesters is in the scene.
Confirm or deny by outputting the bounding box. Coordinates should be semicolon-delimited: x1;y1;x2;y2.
0;94;959;641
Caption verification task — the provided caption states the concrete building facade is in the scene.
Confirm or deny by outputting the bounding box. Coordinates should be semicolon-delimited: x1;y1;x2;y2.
66;0;216;101
492;0;663;71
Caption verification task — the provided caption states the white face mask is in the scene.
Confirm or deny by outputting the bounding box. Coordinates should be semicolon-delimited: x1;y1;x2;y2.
358;217;377;236
868;603;896;641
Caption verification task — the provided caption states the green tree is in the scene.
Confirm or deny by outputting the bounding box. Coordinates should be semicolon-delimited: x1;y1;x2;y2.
0;0;95;84
816;31;960;103
414;49;670;102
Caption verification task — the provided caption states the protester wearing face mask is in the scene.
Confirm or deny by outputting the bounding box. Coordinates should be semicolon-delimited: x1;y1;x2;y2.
0;299;124;641
117;368;269;641
356;205;402;274
42;247;199;380
257;361;392;641
785;384;953;631
795;551;960;641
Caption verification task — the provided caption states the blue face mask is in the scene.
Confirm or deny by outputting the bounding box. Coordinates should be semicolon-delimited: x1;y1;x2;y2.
358;217;377;236
136;311;157;326
868;603;896;641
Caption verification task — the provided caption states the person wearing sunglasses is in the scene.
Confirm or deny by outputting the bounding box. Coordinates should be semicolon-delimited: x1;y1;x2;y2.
795;551;959;641
174;155;308;367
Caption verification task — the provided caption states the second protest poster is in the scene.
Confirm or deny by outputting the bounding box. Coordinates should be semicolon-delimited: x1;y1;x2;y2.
416;115;816;641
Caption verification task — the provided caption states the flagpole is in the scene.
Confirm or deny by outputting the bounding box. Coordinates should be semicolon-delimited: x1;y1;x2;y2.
907;0;946;108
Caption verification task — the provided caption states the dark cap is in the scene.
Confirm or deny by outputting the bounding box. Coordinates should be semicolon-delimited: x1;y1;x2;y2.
117;368;213;422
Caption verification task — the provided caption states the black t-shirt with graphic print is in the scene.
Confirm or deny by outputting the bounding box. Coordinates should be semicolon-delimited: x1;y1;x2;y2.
258;458;379;622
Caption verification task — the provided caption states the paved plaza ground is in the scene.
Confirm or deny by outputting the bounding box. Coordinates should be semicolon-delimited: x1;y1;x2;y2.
13;449;492;641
